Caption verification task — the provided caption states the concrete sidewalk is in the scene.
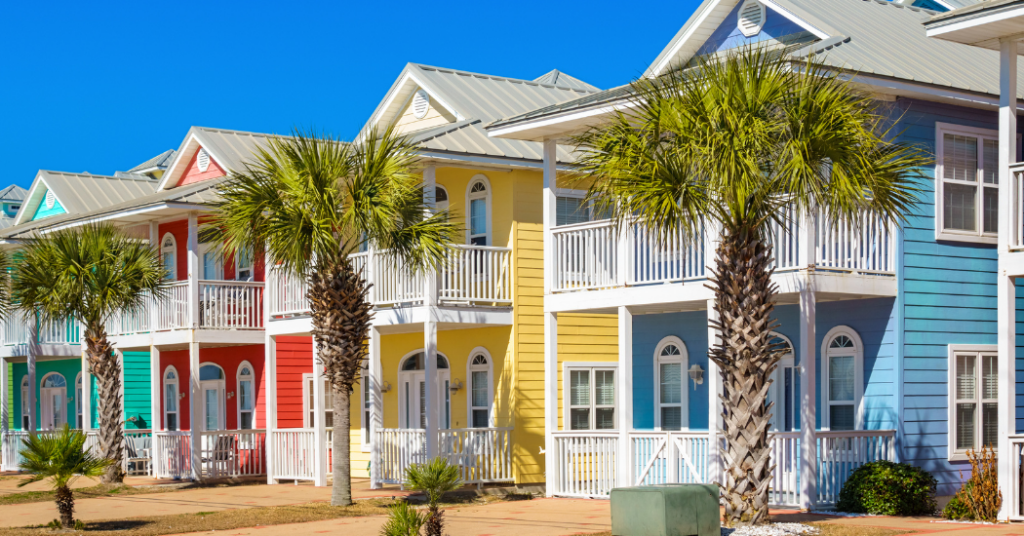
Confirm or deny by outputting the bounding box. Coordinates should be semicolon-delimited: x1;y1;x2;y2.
774;510;1021;536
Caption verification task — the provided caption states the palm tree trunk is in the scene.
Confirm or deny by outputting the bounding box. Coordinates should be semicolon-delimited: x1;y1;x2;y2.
308;258;373;507
85;326;124;484
54;485;74;528
708;221;784;527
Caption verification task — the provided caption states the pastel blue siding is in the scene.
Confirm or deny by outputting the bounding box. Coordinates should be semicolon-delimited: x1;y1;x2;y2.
695;2;814;57
632;311;710;430
894;98;1024;495
30;189;66;221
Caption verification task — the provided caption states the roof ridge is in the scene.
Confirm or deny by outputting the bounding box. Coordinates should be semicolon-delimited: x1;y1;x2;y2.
409;62;599;93
192;126;280;138
40;170;157;182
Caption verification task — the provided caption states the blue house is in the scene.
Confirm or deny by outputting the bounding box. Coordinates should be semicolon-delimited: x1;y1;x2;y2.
488;0;1024;519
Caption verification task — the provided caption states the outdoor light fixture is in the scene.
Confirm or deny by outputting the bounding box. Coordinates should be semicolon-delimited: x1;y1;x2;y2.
449;378;463;392
179;392;186;400
227;392;234;399
688;364;704;390
380;381;392;393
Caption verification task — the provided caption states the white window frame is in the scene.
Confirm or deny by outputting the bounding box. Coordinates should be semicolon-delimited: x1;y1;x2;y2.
947;344;999;461
768;332;798;432
467;347;494;428
654;336;689;431
21;376;29;430
199;243;223;280
236;361;255;430
935;123;1001;244
465;174;492;246
163;366;179;431
820;326;864;431
161;233;177;279
39;372;67;430
562;362;618;431
434;184;449;213
235;246;254;281
302;373;334;429
359;359;371;452
75;372;83;429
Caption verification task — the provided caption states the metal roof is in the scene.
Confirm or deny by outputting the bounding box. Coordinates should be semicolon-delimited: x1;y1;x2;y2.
532;70;601;92
158;127;277;191
0;185;28;202
929;0;1021;23
128;149;176;173
13;171;159;226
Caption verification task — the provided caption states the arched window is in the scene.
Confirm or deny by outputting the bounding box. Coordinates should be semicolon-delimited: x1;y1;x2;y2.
655;336;688;430
435;185;449;212
21;376;29;429
164;366;179;431
466;175;491;246
237;362;255;430
161;233;177;280
199;364;224;380
398;351;451;430
41;373;66;388
821;326;864;431
75;372;83;429
767;333;798;432
40;372;67;430
467;349;493;428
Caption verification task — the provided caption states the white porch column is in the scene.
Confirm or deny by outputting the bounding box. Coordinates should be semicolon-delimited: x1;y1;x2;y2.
188;340;201;481
542;140;557;295
0;356;8;438
150;221;161;332
707;301;722;486
369;326;382;489
81;349;92;431
187;213;200;330
265;334;277;485
617;306;633;487
27;344;36;432
424;317;439;460
996;36;1018;521
312;341;327;487
798;286;817;511
544;311;558;496
423;165;437;214
148;346;160;477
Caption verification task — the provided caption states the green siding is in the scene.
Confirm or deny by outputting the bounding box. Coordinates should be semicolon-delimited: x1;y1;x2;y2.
123;351;151;429
90;375;98;429
5;362;11;429
30;189;66;221
12;359;82;430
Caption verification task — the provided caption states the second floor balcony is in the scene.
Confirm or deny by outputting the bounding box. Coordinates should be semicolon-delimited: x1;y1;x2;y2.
109;280;265;338
1;314;81;350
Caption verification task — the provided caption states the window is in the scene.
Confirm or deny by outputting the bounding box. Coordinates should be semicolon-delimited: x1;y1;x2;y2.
200;244;223;280
565;365;616;431
75;373;83;429
163;367;179;431
468;350;493;428
948;346;998;459
361;359;371;448
434;185;449;212
767;333;799;432
21;376;29;429
304;374;334;428
936;124;1000;243
161;233;177;280
237;362;255;430
467;176;490;246
655;337;688;431
821;327;864;431
235;246;253;281
556;195;591;226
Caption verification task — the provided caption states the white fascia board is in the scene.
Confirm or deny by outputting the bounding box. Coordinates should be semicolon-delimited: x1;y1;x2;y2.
156;133;201;191
761;0;830;41
926;5;1024;38
13;174;63;227
418;150;575;172
486;98;636;141
649;0;728;77
41;202;214;234
364;71;465;139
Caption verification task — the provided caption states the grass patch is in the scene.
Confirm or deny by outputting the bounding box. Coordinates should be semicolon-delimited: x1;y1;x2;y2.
5;499;398;535
0;480;264;506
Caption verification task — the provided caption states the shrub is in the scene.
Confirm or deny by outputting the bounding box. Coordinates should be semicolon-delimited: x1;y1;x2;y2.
380;501;425;536
942;446;1001;522
836;460;937;516
404;457;462;536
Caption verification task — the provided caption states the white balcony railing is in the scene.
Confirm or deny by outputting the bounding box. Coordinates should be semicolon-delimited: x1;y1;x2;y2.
154;431;191;479
269;245;513;318
1;314;30;346
0;313;81;347
269;428;317;482
372;427;514;487
1010;435;1024;521
551;430;620;498
375;428;427;485
37;317;82;345
107;280;265;337
2;430;101;472
152;429;267;480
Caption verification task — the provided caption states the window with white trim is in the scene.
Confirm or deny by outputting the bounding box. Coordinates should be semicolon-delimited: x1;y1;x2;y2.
655;337;688;431
360;360;371;448
235;246;254;281
163;367;179;431
237;362;255;430
304;374;334;428
565;365;616;430
822;327;863;431
21;376;29;429
75;372;83;429
200;243;223;280
469;352;493;428
161;233;177;280
555;189;608;226
434;185;449;213
936;125;1000;243
467;176;490;246
950;348;998;457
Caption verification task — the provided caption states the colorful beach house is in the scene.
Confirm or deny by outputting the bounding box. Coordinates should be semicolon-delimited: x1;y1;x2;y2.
487;0;1023;519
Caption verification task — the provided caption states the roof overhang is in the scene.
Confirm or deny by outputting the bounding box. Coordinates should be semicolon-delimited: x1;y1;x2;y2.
487;97;635;142
156;131;230;191
42;202;214;233
925;0;1024;51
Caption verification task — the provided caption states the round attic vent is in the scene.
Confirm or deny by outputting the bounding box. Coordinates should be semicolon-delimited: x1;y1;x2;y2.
412;90;430;119
738;0;765;38
44;190;55;210
197;148;210;172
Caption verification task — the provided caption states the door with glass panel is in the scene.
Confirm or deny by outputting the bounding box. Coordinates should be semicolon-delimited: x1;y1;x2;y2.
398;353;451;431
766;334;799;432
40;374;67;431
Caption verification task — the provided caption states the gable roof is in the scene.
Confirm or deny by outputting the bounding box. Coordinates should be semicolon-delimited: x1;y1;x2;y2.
0;185;28;203
129;149;177;173
157;127;277;191
13;171;158;226
361;63;600;164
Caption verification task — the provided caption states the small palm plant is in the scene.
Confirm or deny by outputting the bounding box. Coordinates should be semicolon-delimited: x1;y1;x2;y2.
14;224;166;483
405;457;462;536
18;425;112;528
380;501;426;536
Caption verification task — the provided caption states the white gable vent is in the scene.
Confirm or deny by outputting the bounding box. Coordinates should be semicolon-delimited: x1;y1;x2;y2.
196;148;210;172
738;0;766;38
44;190;55;210
412;90;430;119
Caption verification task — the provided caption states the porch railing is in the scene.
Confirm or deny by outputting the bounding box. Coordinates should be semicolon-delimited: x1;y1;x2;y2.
439;427;514;484
1;314;29;346
629;431;710;487
1011;434;1024;521
2;430;100;471
551;430;619;498
153;431;191;479
551;220;618;292
269;428;317;482
815;430;895;506
198;430;266;478
1;313;81;346
198;282;264;330
375;428;427;485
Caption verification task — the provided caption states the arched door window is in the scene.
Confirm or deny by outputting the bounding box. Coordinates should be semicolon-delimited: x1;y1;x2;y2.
467;349;493;428
199;364;226;431
164;366;179;431
40;373;67;430
655;337;688;430
21;376;29;429
161;233;177;280
822;327;864;431
75;372;83;429
237;362;255;430
398;352;451;430
466;176;490;246
767;333;798;432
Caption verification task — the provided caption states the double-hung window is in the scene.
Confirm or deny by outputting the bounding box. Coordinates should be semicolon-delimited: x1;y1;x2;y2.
565;365;616;430
936;125;1000;243
237;363;255;430
164;367;179;431
949;346;998;459
304;374;334;428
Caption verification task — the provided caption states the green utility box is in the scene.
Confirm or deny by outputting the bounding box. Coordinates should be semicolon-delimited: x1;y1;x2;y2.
610;484;720;536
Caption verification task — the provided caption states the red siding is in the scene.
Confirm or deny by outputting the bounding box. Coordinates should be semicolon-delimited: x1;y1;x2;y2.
158;220;188;281
275;336;313;429
159;345;266;430
176;146;226;188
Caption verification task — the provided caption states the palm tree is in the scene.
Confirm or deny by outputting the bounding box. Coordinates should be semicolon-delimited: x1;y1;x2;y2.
14;224;167;484
211;126;459;506
18;424;112;528
405;457;462;536
574;48;929;526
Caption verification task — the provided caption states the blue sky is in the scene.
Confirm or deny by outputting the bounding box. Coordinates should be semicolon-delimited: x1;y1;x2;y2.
0;0;700;189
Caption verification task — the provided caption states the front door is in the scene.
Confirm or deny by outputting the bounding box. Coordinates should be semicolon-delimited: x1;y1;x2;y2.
200;382;224;432
400;371;450;430
40;387;65;430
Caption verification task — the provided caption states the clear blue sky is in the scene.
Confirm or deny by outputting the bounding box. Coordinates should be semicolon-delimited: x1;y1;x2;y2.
0;1;700;189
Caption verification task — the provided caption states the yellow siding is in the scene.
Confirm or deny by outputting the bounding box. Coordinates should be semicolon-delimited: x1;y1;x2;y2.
394;89;456;135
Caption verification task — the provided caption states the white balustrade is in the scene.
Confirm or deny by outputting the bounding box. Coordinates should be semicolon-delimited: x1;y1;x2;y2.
440;246;512;305
1007;435;1024;520
198;281;264;330
270;429;317;481
1013;167;1024;250
124;430;152;476
268;267;310;318
768;204;801;271
815;212;895;275
108;298;153;337
627;223;706;285
815;430;895;506
156;282;190;331
551;431;619;498
551;220;618;292
373;254;425;307
154;431;192;480
375;428;427;485
438;427;514;484
37;317;81;345
2;430;101;472
198;429;266;478
628;432;710;487
2;313;30;346
768;432;801;507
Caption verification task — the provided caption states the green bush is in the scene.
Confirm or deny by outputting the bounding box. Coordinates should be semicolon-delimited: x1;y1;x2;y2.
941;483;973;520
836;460;937;516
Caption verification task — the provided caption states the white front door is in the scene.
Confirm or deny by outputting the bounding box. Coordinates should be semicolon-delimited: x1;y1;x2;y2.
400;371;450;430
40;388;65;430
768;358;799;432
200;382;224;431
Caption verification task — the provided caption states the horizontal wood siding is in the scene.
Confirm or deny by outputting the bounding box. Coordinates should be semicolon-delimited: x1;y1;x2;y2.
159;345;266;431
122;351;151;429
632;310;710;431
11;359;81;430
275;336;313;429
